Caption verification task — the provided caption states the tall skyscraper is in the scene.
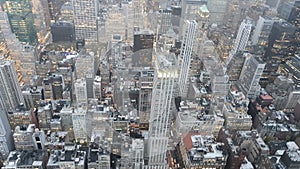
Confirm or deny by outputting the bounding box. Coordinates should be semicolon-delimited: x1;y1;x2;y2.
158;8;172;35
277;0;300;27
147;52;178;168
193;4;209;57
0;58;22;158
74;79;88;107
181;0;207;21
73;0;98;42
239;54;265;99
231;19;252;55
51;21;75;42
277;0;300;52
0;109;14;158
133;30;155;52
75;53;96;100
211;65;230;97
31;0;51;44
0;58;24;112
3;0;37;44
261;21;297;86
138;69;154;130
251;16;276;47
178;20;197;97
227;18;252;64
0;7;12;58
282;54;300;86
180;0;206;38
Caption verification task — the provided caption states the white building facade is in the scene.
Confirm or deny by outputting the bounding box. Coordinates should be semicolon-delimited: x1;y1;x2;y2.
228;18;252;63
147;53;178;168
0;58;24;112
73;0;98;42
239;54;265;99
178;20;197;98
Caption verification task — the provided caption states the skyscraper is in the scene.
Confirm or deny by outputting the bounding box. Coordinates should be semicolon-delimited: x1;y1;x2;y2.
239;54;265;99
0;110;14;158
158;8;172;35
207;0;228;25
0;58;25;112
0;58;22;158
251;16;276;47
282;54;300;86
178;20;197;97
261;21;297;86
133;30;155;52
74;79;88;107
3;0;37;44
147;53;178;168
227;18;252;65
231;19;252;56
180;0;206;38
73;0;98;42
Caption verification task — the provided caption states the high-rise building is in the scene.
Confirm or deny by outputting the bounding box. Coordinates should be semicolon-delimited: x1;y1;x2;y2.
177;134;227;169
228;18;252;63
121;0;145;42
3;0;37;44
180;0;206;38
181;0;207;21
265;0;281;10
133;30;155;52
192;4;209;59
224;0;248;35
277;0;300;27
51;21;75;42
147;52;178;168
13;124;45;150
282;54;300;86
239;55;265;99
211;65;230;97
74;79;88;106
59;2;74;22
73;0;98;42
138;69;154;130
251;16;277;47
277;0;300;52
227;52;247;81
75;53;96;80
72;108;88;142
178;20;197;98
7;109;31;130
132;139;144;168
43;74;64;100
19;45;36;84
262;21;297;86
207;0;228;25
0;8;12;58
31;0;51;44
0;109;14;158
0;58;25;112
93;76;102;99
36;102;53;130
158;8;172;35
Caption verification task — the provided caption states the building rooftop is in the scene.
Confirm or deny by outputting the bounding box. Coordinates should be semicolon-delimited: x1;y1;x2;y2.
3;150;47;168
155;52;178;77
260;94;273;100
183;133;226;163
134;29;154;35
47;144;86;166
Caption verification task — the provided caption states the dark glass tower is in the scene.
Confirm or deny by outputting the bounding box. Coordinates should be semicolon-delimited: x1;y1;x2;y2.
3;0;37;44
